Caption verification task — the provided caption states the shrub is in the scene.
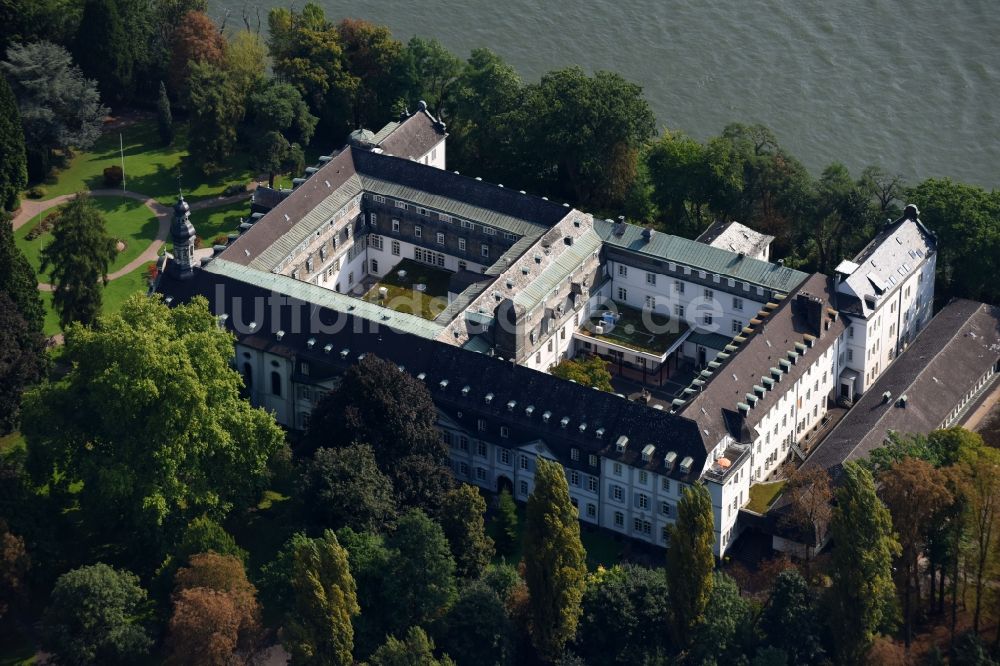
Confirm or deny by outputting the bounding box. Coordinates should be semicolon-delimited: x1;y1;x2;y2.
146;262;158;280
103;166;123;187
212;234;229;247
222;183;247;197
26;186;45;199
25;211;60;240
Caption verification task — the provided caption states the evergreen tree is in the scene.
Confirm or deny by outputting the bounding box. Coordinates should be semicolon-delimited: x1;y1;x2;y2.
523;458;586;661
494;489;519;558
439;484;495;578
666;483;715;647
73;0;133;104
0;217;43;334
0;293;45;434
39;194;116;328
156;80;173;145
283;530;360;666
827;461;900;664
0;75;27;211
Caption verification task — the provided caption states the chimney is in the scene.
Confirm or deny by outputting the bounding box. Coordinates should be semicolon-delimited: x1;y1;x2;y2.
642;227;653;243
902;204;920;221
795;292;824;336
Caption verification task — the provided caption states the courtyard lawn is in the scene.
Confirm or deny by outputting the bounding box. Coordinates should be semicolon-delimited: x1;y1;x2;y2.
30;119;257;206
37;264;152;337
579;302;688;355
15;195;159;280
362;259;453;320
192;200;250;248
746;480;786;514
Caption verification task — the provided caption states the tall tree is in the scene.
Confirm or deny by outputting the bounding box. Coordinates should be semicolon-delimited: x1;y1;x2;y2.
759;569;825;665
302;444;397;533
0;519;30;626
0;74;27;210
73;0;133;104
449;48;523;181
370;626;455;666
226;30;267;100
493;488;519;558
0;217;44;334
646;129;715;235
167;10;226;99
666;483;715;647
878;457;954;645
41;563;152;665
779;465;833;578
523;458;587;661
267;4;345;126
335;19;408;130
404;36;462;115
283;530;360;666
1;41;107;178
436;582;513;666
687;572;754;665
575;564;672;664
0;293;45;433
827;461;900;664
22;294;286;553
333;528;393;659
244;78;317;187
439;484;495;578
384;509;457;634
957;444;1000;635
156;80;173;145
39;194;116;328
519;67;656;208
305;354;452;514
186;61;243;170
907;178;1000;303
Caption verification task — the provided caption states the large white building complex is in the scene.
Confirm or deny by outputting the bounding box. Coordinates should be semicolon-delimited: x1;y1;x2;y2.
157;106;999;557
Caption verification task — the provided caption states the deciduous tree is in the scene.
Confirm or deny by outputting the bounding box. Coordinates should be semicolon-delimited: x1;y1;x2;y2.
39;193;116;327
0;74;27;210
168;10;226;99
436;582;513;666
666;483;715;647
187;61;244;170
688;572;753;665
493;488;520;559
1;41;107;178
759;569;825;665
41;563;152;665
523;458;587;661
384;509;457;634
878;457;954;645
0;518;29;625
827;461;900;664
166;587;244;666
957;444;1000;635
575;564;672;664
303;444;397;533
335;19;408;130
779;465;833;578
404;36;462;114
22;294;286;552
439;484;494;578
283;529;360;666
551;354;614;392
370;626;455;666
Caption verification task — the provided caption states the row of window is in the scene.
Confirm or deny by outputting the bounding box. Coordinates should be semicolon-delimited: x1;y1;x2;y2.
371;208;517;243
616;263;761;299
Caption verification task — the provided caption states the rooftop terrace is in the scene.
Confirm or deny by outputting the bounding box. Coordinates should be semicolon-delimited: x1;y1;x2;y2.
579;302;688;356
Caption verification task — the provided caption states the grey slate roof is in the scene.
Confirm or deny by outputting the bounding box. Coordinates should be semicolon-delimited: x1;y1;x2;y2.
155;262;710;479
803;299;1000;476
595;219;807;293
696;220;774;257
680;273;846;447
838;215;936;317
375;109;446;161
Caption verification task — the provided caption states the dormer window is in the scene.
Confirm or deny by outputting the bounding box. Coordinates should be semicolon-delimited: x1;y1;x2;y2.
439;379;449;389
560;416;570;428
571;448;580;461
507;400;517;411
461;385;470;396
542;411;551;423
485;393;494;404
525;405;535;416
595;428;605;439
616;436;629;453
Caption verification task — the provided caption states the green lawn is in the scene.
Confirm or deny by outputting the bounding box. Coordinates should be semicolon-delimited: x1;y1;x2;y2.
489;501;624;571
0;431;25;455
192;200;250;248
30;119;257;206
580;302;688;355
37;264;152;337
361;259;453;320
746;480;786;514
15;196;159;279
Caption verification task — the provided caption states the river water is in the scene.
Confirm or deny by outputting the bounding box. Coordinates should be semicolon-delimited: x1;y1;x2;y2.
209;0;999;188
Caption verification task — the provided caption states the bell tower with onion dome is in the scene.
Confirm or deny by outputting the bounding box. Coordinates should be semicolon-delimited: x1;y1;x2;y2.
169;192;196;279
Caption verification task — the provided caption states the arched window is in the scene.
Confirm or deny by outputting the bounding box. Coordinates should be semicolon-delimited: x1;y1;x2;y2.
242;363;252;390
271;371;282;397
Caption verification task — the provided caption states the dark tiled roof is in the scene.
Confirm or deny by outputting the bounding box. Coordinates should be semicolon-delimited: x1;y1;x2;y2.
156;266;710;480
376;110;445;161
803;299;1000;476
680;273;847;445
